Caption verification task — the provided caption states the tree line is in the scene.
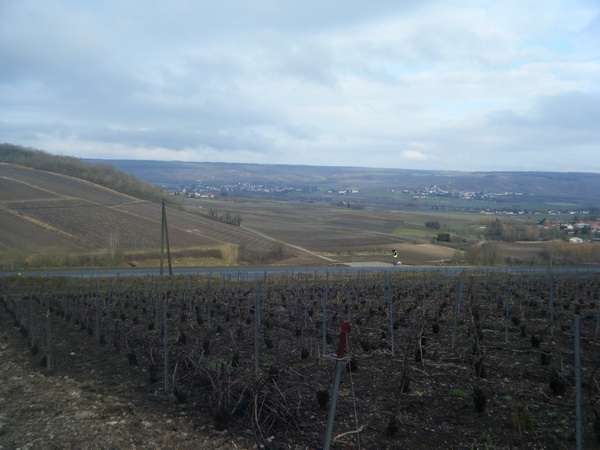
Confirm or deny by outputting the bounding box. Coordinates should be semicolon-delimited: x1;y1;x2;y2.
206;208;242;226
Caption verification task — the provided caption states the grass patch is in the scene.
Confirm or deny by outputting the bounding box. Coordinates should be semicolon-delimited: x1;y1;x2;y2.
393;228;436;238
449;389;469;398
123;246;230;267
0;245;231;270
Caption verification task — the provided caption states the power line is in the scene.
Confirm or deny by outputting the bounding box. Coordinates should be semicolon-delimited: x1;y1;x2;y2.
4;200;154;210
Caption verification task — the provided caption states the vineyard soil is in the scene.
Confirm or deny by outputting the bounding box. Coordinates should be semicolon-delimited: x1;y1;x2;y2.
1;272;600;449
0;311;254;449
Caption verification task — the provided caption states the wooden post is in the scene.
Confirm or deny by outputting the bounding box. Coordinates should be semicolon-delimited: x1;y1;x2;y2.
160;198;173;276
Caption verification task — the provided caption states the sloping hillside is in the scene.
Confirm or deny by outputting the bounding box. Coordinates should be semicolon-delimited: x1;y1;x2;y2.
98;159;600;205
0;163;296;266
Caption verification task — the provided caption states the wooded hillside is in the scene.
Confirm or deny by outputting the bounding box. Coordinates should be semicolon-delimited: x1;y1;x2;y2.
1;144;165;203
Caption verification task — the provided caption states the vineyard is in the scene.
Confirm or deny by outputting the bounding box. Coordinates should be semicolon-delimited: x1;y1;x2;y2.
1;163;302;267
1;269;600;449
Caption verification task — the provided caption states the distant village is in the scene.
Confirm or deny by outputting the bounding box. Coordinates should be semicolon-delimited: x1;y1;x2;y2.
543;219;600;243
410;184;522;201
408;185;595;218
171;181;526;200
168;181;316;197
168;182;596;230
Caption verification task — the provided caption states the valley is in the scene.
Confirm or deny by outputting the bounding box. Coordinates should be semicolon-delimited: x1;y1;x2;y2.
1;145;599;270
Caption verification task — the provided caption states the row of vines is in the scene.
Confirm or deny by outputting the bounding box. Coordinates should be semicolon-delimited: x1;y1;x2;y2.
1;269;600;448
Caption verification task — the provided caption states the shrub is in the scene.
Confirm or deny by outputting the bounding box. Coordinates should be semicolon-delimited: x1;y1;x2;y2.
436;233;451;242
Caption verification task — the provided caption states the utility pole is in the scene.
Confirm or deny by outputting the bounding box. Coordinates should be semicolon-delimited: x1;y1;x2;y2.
160;198;173;276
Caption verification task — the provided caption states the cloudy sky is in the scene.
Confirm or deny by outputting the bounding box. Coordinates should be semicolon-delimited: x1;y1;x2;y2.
1;1;599;172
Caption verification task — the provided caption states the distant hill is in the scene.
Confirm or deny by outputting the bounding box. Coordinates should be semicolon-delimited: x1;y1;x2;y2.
92;159;600;207
9;145;595;269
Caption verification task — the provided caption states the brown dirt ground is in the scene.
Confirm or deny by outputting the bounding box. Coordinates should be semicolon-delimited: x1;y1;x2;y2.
0;314;256;449
2;272;600;450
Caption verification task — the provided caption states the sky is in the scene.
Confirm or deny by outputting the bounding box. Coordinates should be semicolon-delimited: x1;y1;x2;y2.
1;1;599;173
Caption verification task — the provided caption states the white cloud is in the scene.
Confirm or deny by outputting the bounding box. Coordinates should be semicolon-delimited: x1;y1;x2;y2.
402;150;429;161
0;0;599;172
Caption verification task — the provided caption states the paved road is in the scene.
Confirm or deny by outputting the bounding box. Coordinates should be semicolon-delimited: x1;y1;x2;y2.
1;265;598;279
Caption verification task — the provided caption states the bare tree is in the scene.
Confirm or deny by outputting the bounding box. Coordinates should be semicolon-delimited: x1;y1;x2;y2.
108;232;119;261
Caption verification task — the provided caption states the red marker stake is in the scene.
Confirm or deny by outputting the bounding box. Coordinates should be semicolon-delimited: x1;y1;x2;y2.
335;320;350;358
324;320;350;450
